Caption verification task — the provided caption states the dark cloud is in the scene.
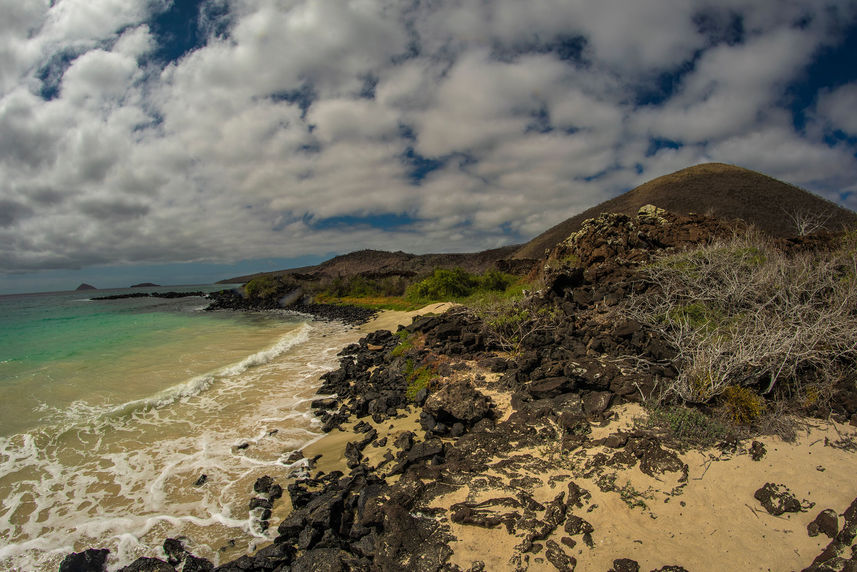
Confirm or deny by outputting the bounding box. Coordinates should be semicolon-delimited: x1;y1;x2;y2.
78;199;149;220
0;199;33;227
0;0;856;284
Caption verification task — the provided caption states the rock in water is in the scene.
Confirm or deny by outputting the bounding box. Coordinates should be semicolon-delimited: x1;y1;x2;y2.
59;549;110;572
76;283;97;291
116;557;174;571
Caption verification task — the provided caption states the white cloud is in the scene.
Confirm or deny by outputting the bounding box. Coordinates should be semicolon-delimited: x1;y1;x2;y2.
41;0;157;46
113;25;154;59
61;49;140;103
816;82;857;136
707;126;857;192
0;0;856;280
633;27;819;143
308;98;400;142
411;50;570;156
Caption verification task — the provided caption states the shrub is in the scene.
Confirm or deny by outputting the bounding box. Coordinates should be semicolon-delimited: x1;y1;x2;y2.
721;385;765;424
323;275;407;298
244;275;291;300
406;268;478;300
626;231;857;404
473;297;560;355
479;269;515;292
645;405;730;445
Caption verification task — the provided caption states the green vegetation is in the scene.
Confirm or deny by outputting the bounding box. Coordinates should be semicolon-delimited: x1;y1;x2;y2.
644;405;730;446
405;268;517;302
721;385;765;424
628;231;857;408
313;294;421;311
243;275;295;299
391;330;422;357
313;268;524;310
403;358;436;401
323;275;408;298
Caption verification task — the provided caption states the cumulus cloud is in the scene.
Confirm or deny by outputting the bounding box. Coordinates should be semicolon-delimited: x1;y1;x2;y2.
0;0;856;281
816;82;857;136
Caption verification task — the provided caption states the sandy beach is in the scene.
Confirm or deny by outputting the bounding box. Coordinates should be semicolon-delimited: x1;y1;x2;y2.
281;305;857;571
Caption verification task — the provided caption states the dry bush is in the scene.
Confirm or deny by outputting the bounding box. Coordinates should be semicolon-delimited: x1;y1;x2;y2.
626;230;857;405
471;297;560;355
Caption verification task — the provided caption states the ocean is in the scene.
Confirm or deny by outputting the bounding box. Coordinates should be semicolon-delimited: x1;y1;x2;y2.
0;287;360;570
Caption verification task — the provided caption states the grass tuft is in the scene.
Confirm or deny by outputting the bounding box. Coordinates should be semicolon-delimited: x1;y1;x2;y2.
644;405;730;446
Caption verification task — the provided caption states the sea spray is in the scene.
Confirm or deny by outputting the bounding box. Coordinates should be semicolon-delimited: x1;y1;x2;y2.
0;302;363;571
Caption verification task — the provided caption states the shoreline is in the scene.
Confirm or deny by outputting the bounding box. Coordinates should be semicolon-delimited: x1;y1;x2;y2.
60;299;857;571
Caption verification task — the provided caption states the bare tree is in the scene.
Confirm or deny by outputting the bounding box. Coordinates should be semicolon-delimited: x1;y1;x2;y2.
783;207;832;236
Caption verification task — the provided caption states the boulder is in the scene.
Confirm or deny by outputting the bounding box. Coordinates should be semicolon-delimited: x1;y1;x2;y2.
423;381;492;426
59;549;110;572
808;509;840;539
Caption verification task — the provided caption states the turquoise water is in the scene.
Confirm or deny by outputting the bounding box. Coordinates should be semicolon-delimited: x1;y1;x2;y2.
0;287;362;570
0;287;262;436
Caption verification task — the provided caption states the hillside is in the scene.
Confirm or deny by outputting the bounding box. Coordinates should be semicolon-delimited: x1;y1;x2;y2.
219;163;857;286
218;245;522;285
512;163;857;260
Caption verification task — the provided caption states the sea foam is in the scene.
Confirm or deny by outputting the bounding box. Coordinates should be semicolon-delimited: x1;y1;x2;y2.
0;319;361;572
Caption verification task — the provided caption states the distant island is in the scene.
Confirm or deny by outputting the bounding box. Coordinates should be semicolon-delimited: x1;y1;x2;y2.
75;283;96;291
130;283;160;288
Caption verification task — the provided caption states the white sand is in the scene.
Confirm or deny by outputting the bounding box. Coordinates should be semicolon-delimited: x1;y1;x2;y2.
359;302;457;333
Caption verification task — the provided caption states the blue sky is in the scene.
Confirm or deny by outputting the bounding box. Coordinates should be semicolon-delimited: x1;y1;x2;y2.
1;1;857;294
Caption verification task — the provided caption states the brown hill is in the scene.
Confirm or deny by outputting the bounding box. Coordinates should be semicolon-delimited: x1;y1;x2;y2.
512;163;857;260
218;245;521;285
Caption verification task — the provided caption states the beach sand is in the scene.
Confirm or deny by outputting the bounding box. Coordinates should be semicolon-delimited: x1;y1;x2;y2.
358;302;458;333
433;402;857;571
284;307;857;571
300;304;458;475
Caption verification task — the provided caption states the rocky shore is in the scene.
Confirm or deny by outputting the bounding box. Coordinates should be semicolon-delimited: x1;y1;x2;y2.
91;291;207;300
62;207;857;571
204;288;378;325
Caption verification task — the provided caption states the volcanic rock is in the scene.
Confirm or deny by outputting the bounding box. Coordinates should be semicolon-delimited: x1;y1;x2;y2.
59;549;110;572
423;380;493;426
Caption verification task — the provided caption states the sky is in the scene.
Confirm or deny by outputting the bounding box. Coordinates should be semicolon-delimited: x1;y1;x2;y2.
1;0;857;294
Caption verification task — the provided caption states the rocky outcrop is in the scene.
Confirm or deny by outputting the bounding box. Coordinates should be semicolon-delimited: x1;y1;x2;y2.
92;291;205;300
205;288;377;325
75;283;97;290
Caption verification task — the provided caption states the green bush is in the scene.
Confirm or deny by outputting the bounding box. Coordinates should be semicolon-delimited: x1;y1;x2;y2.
645;405;729;445
479;269;515;292
721;385;765;424
323;275;407;298
406;268;519;302
473;298;560;355
406;268;478;300
244;275;287;300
